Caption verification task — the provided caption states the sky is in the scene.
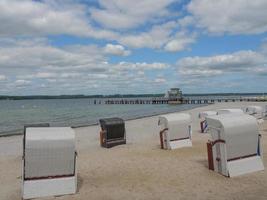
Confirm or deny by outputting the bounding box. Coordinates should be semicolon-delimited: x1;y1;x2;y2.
0;0;267;95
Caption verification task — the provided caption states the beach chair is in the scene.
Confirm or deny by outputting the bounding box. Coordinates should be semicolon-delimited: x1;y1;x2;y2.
158;113;192;150
198;111;217;133
216;108;244;115
22;127;77;199
206;114;264;177
99;117;126;148
244;106;264;124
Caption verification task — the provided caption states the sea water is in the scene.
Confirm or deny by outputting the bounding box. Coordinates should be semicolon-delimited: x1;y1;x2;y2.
0;98;203;135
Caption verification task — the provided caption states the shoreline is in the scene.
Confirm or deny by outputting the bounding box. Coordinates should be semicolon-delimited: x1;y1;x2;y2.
0;104;207;137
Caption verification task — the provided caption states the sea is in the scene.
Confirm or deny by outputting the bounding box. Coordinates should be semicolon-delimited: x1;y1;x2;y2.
0;94;264;136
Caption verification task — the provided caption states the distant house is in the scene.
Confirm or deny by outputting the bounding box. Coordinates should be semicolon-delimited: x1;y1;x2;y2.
165;88;183;100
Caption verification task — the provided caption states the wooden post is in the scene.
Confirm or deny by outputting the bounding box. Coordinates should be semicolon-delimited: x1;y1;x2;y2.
100;131;104;146
207;141;214;170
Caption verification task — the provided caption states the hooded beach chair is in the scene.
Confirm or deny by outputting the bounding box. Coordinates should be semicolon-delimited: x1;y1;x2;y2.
198;111;217;133
244;105;264;124
99;117;126;148
216;108;244;115
22;127;77;199
158;113;192;150
206;114;264;177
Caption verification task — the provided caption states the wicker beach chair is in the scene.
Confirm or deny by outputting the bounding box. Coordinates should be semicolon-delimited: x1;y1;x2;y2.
99;117;126;148
206;114;264;177
22;126;77;199
158;113;192;150
198;111;217;133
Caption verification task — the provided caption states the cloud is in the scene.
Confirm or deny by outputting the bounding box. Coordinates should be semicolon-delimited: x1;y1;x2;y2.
14;79;31;87
104;44;130;56
114;62;169;71
0;75;6;81
0;38;169;94
0;0;117;39
0;1;195;52
176;50;267;78
90;0;176;29
154;78;166;83
187;0;267;34
118;21;195;51
164;31;196;52
118;21;176;49
0;38;107;71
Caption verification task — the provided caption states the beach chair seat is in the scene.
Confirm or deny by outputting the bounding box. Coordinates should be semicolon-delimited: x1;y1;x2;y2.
99;117;126;148
198;111;217;133
206;114;264;177
22;127;77;199
158;113;192;150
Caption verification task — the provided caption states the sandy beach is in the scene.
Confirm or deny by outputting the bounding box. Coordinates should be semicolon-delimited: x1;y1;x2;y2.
1;102;267;200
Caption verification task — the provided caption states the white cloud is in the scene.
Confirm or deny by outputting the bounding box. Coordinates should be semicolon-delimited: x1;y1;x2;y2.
0;38;170;94
119;21;188;49
117;21;196;51
90;0;176;29
177;50;267;78
35;72;57;78
188;0;267;34
0;38;107;71
0;1;195;52
104;44;130;56
0;75;6;81
0;0;117;39
115;62;169;71
14;79;31;87
178;16;195;27
154;78;166;83
164;32;196;52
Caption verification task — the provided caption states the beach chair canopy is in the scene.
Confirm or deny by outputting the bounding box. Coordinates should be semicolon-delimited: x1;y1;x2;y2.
23;123;50;156
99;117;125;139
23;123;50;134
158;113;191;140
24;127;75;179
216;108;244;115
206;114;258;161
198;111;217;119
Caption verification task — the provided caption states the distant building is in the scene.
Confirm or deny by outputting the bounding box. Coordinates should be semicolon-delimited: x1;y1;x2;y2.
165;88;183;100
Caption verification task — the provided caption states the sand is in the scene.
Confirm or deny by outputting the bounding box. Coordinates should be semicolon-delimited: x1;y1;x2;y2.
0;102;267;200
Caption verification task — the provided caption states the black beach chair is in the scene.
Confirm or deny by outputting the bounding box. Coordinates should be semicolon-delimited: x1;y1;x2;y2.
99;118;126;148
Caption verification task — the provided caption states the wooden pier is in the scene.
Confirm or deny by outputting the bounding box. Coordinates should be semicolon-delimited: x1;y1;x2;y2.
92;97;267;105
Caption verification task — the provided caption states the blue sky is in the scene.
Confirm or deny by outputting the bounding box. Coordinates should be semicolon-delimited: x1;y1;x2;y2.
0;0;267;95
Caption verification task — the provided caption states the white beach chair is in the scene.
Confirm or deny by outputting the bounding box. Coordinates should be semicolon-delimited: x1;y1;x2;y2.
216;108;244;115
244;105;264;124
22;127;77;199
158;113;192;150
198;111;217;133
206;114;264;177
